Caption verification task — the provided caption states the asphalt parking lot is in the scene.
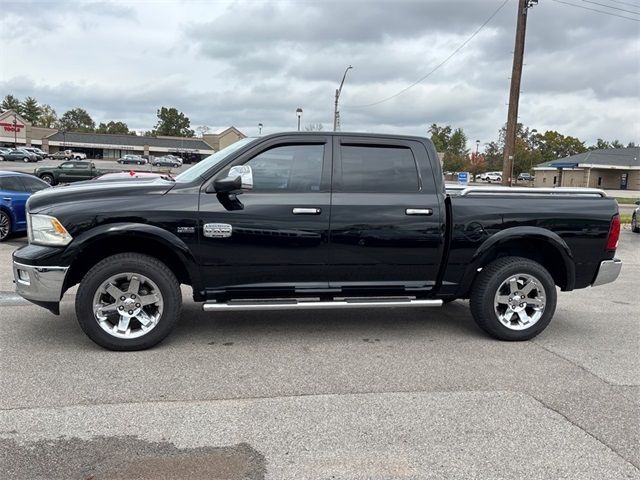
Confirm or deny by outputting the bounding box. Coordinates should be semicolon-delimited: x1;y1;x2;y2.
0;231;638;479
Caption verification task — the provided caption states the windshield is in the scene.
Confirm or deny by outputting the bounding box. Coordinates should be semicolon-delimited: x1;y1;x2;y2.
175;137;255;183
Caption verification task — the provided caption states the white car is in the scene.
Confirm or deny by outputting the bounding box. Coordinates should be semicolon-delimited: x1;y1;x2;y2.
65;150;87;160
486;172;502;183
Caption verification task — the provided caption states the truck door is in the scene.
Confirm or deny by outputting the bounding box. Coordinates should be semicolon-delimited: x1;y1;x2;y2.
197;135;332;295
328;137;444;294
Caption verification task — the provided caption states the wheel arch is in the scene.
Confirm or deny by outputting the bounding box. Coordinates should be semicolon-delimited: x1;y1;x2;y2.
62;223;202;299
459;227;575;296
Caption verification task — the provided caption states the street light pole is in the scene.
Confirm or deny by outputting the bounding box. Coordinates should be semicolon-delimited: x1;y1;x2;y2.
296;108;303;131
258;123;263;135
333;65;352;131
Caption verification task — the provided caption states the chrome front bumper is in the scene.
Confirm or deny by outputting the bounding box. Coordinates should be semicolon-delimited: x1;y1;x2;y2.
592;259;622;287
13;261;68;302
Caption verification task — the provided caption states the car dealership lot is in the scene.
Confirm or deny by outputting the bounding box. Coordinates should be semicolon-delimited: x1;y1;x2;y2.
0;233;638;479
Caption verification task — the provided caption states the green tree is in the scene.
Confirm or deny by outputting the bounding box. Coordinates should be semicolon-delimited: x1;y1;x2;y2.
533;130;586;162
96;120;131;134
483;141;503;171
589;139;610;150
57;108;95;132
1;94;22;114
37;104;58;128
428;124;452;152
21;96;41;124
151;107;194;137
610;139;624;148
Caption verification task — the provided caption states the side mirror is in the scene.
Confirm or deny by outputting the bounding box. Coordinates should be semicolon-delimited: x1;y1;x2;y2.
211;165;253;193
635;201;640;205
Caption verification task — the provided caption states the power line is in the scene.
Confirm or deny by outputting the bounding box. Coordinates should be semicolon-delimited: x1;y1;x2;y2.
580;0;640;14
600;0;640;8
552;0;640;20
344;0;511;109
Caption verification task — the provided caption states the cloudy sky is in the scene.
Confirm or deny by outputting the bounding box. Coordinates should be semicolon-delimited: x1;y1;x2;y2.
1;0;638;148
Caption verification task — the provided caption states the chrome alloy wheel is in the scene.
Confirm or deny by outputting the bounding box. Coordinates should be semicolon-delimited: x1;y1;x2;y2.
0;212;10;240
493;273;546;331
92;272;163;339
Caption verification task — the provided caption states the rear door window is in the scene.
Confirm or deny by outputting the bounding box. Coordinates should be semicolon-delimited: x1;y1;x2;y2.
338;145;419;193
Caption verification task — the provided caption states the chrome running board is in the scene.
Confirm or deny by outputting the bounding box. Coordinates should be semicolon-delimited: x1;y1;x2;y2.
203;297;443;312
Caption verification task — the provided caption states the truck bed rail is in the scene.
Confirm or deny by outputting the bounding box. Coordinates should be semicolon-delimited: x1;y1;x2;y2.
446;185;608;198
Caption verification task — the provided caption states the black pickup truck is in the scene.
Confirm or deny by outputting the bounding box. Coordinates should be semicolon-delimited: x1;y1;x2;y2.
12;132;622;350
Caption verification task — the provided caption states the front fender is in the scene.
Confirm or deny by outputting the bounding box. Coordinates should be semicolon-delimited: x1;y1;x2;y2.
460;226;575;294
61;222;201;291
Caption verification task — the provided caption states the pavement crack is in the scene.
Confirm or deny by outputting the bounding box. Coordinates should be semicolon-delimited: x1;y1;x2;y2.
532;340;616;386
530;394;640;471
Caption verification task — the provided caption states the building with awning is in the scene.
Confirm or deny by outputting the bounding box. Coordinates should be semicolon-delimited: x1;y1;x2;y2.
533;147;639;191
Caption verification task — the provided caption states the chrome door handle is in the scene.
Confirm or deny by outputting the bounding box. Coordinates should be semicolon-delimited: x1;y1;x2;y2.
292;207;321;215
405;208;433;216
2;197;11;203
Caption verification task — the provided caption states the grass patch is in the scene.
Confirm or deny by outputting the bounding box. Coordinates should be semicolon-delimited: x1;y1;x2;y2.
620;213;632;224
615;197;639;205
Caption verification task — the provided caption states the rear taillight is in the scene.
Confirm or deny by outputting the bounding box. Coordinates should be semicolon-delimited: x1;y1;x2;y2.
606;214;620;251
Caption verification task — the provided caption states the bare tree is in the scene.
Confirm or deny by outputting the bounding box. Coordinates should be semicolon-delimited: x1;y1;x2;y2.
305;123;324;132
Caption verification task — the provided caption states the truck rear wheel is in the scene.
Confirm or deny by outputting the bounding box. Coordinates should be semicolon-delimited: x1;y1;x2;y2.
469;256;556;341
75;253;182;350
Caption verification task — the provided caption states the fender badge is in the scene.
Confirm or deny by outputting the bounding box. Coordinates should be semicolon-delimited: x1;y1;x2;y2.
203;223;232;238
177;226;195;234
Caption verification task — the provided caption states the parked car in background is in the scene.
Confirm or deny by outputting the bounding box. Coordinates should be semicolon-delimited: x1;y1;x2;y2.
46;151;71;160
0;171;49;241
45;150;87;160
34;161;104;185
23;147;46;160
632;201;639;233
517;173;533;182
117;154;147;165
485;172;502;183
0;147;11;156
0;148;39;163
152;155;183;168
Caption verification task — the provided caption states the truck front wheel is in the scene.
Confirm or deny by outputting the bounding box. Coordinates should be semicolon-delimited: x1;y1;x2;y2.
469;256;557;341
40;174;54;185
75;253;182;350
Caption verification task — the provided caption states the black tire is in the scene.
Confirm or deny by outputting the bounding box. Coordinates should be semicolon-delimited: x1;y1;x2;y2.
469;256;557;341
632;213;639;233
173;163;179;168
0;210;11;241
75;156;81;160
0;156;4;161
23;157;29;163
75;253;182;351
40;174;54;185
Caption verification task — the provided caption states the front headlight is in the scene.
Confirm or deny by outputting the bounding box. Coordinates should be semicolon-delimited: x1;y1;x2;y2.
28;214;73;246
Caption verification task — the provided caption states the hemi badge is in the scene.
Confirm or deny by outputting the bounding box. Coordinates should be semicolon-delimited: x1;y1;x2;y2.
177;226;195;234
203;223;232;238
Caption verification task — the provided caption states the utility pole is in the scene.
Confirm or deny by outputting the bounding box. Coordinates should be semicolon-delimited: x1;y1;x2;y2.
334;65;352;131
502;0;537;186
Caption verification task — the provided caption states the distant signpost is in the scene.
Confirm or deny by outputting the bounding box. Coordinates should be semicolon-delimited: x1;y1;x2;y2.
458;172;469;186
